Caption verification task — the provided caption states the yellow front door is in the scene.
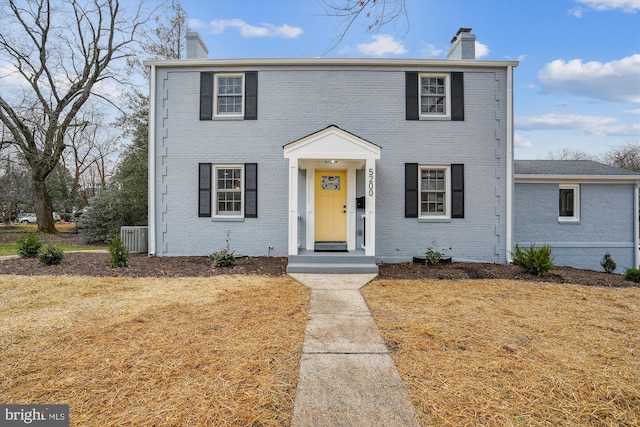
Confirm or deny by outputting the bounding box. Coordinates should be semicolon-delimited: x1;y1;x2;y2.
315;170;347;242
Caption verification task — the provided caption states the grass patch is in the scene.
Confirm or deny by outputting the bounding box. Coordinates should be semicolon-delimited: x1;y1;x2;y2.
0;223;78;233
0;275;310;426
362;279;640;426
0;243;102;257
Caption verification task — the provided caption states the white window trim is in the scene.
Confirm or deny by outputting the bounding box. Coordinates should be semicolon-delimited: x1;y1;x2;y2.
418;73;451;120
558;184;580;222
419;165;451;219
214;73;244;118
214;165;244;219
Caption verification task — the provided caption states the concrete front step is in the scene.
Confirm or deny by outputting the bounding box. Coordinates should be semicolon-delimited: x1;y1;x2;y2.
286;262;379;274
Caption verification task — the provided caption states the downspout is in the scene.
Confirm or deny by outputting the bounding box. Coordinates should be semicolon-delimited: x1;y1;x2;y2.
148;65;156;256
635;182;639;268
505;65;514;263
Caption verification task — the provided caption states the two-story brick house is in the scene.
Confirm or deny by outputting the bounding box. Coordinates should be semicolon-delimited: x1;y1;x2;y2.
145;28;517;273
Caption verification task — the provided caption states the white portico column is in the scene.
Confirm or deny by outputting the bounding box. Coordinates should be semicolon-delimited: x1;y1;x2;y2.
364;157;376;256
288;158;299;255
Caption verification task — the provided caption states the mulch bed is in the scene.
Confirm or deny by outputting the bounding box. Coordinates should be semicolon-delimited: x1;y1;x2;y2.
0;232;636;287
0;252;635;288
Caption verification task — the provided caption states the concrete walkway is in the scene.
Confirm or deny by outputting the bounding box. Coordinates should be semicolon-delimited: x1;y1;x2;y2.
290;274;420;427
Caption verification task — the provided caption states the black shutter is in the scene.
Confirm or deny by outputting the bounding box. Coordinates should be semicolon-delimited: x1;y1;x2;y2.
405;163;418;218
199;163;212;217
405;72;419;121
200;72;213;120
244;163;258;218
244;72;258;120
451;164;464;218
451;72;464;121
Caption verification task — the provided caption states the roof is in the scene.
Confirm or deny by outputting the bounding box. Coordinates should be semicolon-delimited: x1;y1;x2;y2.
514;160;640;183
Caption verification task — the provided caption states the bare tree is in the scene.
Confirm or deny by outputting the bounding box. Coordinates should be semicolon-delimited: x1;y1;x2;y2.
60;108;119;206
0;0;146;233
602;143;640;172
547;148;596;161
0;148;30;224
320;0;408;53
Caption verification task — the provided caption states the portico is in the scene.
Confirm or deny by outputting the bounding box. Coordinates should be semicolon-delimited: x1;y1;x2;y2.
283;126;381;257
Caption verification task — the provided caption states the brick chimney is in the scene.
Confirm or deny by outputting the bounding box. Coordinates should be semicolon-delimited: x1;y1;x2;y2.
186;32;208;59
447;28;475;60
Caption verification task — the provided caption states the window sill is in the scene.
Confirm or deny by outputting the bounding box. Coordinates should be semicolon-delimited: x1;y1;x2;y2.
213;115;245;121
558;218;580;224
418;217;451;223
212;217;245;222
419;116;451;121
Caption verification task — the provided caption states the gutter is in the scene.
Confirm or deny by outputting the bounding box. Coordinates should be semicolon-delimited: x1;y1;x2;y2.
143;57;519;69
633;181;640;268
505;65;514;264
148;65;156;256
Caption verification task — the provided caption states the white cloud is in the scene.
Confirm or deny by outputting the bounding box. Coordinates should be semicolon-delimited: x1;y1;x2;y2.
538;54;640;103
570;6;584;17
206;19;302;39
515;133;533;148
516;113;640;136
475;41;489;59
356;35;407;56
418;43;443;58
624;108;640;114
188;18;206;29
576;0;640;13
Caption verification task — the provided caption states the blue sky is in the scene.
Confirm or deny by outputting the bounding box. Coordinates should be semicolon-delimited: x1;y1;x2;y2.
175;0;640;160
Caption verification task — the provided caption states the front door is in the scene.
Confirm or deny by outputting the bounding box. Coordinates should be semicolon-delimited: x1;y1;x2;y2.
315;170;347;242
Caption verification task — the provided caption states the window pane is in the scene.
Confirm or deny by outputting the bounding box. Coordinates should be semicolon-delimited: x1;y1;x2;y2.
216;168;242;215
559;189;574;217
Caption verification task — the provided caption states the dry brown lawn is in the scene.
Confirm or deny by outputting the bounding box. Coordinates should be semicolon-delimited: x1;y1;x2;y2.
362;279;640;426
0;275;310;426
3;273;639;426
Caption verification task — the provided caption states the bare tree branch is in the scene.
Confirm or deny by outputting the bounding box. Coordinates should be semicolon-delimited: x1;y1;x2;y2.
320;0;408;54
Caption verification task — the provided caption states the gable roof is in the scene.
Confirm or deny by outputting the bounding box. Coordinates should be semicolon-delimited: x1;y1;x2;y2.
514;160;640;183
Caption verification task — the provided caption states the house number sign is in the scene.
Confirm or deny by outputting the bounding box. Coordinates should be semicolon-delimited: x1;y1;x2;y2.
368;168;374;196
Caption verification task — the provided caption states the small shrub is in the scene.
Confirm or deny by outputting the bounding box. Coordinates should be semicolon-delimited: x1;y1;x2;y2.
600;252;617;274
512;243;554;277
17;233;42;258
624;268;640;283
108;235;130;268
37;244;65;265
210;232;236;267
424;240;451;267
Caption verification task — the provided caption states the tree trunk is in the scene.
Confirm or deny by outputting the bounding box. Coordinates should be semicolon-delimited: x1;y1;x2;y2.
31;178;57;234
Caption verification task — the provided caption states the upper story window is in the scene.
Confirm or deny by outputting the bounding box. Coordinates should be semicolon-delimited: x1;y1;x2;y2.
559;184;580;222
420;166;451;218
406;72;463;121
200;72;258;121
215;74;244;116
420;74;450;117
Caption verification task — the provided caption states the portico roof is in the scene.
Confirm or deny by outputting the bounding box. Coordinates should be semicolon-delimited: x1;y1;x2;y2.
283;125;381;160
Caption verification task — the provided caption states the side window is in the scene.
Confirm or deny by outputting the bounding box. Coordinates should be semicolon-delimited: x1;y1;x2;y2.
559;184;580;221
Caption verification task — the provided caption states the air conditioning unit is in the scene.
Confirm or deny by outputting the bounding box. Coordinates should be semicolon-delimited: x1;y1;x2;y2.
120;226;148;254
